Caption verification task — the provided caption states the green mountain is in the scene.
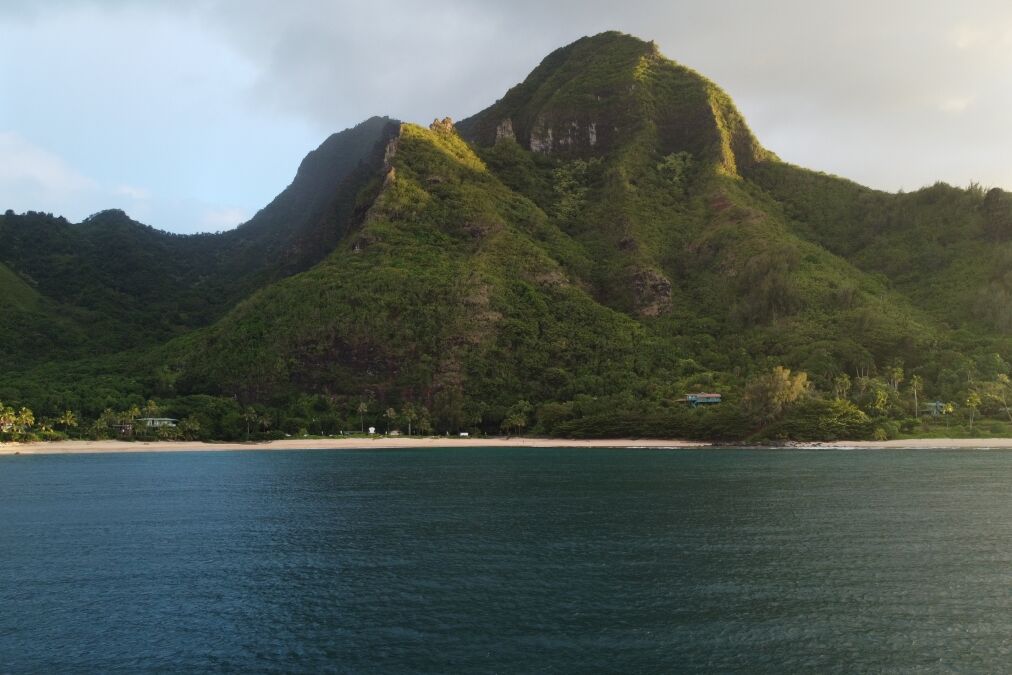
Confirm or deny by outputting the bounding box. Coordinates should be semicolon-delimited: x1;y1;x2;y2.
3;33;1011;441
0;116;397;367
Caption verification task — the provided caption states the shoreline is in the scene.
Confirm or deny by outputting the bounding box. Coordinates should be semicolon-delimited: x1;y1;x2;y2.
0;437;708;455
2;436;1012;455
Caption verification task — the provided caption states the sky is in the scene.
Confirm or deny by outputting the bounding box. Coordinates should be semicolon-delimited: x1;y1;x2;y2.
3;0;1012;233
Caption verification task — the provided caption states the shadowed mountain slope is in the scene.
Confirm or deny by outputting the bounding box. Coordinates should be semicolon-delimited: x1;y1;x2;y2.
0;117;398;367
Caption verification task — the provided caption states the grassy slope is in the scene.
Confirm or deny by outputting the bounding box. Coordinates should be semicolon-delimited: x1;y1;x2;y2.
0;261;38;312
0;262;87;369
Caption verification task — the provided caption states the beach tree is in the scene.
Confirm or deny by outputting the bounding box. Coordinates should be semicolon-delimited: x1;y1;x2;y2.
417;406;434;435
742;366;809;427
0;402;16;436
887;364;904;392
401;403;419;436
243;406;259;440
909;375;923;417
500;400;533;436
982;374;1012;422
15;407;35;437
965;391;982;430
357;401;369;433
142;400;161;418
57;410;78;430
384;407;397;433
178;417;201;441
832;373;852;400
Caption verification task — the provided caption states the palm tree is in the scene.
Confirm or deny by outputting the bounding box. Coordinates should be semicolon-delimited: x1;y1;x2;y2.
910;375;923;417
402;403;419;436
0;403;15;434
57;410;78;430
15;407;35;437
357;401;368;433
966;392;981;431
243;406;259;440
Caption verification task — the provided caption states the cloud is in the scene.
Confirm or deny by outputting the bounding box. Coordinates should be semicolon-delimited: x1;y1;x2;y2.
0;131;96;195
113;184;151;201
200;207;247;231
6;0;1012;230
0;132;104;218
939;97;973;114
0;132;250;234
190;0;1012;194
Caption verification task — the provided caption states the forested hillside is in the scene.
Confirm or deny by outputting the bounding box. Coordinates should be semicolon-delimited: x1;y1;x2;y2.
2;33;1010;443
0;117;397;368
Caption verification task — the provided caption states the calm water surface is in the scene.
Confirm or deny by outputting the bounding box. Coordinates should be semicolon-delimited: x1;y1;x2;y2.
0;448;1009;672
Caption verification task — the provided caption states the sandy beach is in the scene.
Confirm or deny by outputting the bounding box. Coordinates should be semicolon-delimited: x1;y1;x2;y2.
0;437;712;455
2;436;1012;455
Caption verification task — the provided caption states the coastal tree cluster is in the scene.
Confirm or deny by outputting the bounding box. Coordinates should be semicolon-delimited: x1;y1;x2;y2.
5;353;1012;443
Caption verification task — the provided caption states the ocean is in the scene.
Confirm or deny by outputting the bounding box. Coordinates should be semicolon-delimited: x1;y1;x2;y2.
1;447;1009;672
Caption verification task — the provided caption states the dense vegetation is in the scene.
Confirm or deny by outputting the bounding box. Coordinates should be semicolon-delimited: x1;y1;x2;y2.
2;33;1011;443
0;117;397;368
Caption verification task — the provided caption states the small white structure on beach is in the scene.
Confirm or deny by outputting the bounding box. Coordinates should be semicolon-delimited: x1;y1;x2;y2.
459;432;469;437
368;426;376;435
137;417;177;428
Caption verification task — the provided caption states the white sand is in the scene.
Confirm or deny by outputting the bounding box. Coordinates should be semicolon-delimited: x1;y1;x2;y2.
2;436;1012;455
0;437;708;455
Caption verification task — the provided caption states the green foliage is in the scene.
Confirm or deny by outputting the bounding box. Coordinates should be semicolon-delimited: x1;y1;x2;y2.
3;33;1012;443
0;118;396;370
0;401;36;441
656;151;694;192
551;159;600;221
763;398;872;441
741;366;810;427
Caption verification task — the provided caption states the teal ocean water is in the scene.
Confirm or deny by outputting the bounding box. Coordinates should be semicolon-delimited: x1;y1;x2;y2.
1;448;1009;672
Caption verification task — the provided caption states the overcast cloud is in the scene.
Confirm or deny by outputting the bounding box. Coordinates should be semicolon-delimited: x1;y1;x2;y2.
3;0;1012;232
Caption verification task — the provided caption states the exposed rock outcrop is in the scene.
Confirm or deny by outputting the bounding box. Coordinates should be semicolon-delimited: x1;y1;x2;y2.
530;116;554;153
631;268;673;317
429;117;456;134
495;119;515;143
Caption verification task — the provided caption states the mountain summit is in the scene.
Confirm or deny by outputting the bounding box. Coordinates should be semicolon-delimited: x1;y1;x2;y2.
458;31;767;174
2;32;1010;441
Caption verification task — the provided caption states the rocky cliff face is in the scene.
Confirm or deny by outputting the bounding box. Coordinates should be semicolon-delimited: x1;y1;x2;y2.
456;31;764;173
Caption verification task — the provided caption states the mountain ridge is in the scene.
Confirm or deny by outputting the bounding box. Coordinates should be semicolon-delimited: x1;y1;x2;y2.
3;31;1011;442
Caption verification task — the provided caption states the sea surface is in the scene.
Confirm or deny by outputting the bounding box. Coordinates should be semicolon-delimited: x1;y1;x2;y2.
0;447;1009;672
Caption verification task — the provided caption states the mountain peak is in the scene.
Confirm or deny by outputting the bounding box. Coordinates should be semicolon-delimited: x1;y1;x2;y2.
457;31;766;175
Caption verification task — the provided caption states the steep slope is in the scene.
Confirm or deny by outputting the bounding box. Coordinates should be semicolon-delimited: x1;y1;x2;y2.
174;122;659;428
0;261;39;312
0;117;398;365
456;31;764;171
749;161;1012;334
215;115;400;283
0;262;85;368
459;32;945;383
